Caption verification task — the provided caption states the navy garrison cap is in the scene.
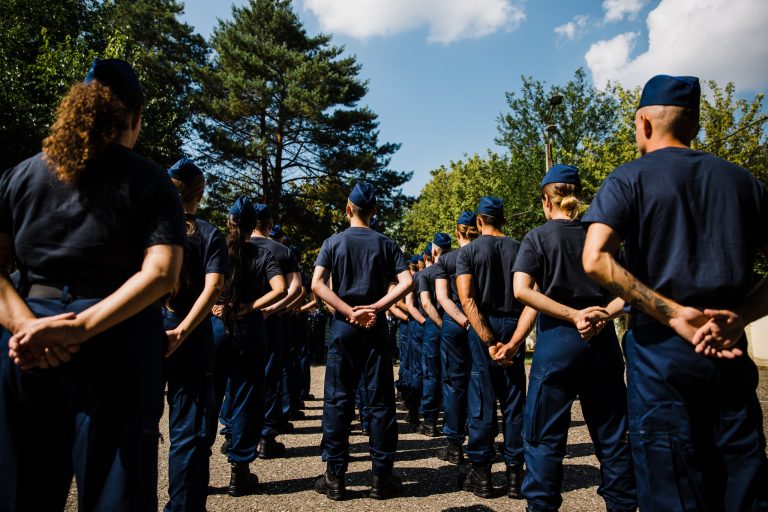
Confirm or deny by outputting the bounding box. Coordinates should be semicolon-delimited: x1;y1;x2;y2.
409;255;420;265
349;181;376;209
168;157;202;183
541;164;580;188
476;196;504;219
423;242;433;256
638;75;700;109
457;210;476;227
229;196;256;224
84;58;144;104
254;203;272;221
269;224;285;239
433;232;451;250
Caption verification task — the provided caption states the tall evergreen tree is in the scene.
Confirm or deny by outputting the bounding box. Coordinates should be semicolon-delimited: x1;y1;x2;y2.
194;0;410;253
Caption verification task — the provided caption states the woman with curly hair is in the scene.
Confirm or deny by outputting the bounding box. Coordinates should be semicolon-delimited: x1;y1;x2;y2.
0;58;185;510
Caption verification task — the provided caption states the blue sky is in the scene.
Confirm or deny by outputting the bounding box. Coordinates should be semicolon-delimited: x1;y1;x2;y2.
181;0;767;196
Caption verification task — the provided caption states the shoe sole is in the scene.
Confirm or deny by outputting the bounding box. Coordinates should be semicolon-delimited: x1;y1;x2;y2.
369;489;400;500
462;482;494;499
227;486;258;497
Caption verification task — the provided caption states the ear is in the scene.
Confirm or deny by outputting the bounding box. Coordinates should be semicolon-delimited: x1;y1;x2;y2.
639;112;653;140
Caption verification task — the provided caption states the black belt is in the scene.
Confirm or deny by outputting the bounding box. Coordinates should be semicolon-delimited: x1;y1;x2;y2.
27;283;114;302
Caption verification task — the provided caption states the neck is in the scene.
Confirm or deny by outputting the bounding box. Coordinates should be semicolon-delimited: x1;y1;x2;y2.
481;226;504;237
643;135;689;154
458;240;470;247
251;228;268;238
349;217;369;228
548;210;571;221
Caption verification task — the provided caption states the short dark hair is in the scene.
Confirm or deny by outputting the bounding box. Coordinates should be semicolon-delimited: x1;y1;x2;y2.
477;213;504;228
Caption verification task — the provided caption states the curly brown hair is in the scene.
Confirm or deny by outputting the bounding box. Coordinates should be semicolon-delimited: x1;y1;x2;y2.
42;81;139;183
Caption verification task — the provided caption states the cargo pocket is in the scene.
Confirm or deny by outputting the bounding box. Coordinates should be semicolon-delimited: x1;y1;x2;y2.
631;428;705;511
523;372;546;444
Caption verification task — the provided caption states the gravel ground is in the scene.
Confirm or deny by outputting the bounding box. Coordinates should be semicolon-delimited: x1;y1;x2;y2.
66;365;768;511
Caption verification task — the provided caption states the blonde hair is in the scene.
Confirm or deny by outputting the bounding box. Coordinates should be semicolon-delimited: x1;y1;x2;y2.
456;223;479;241
542;183;580;220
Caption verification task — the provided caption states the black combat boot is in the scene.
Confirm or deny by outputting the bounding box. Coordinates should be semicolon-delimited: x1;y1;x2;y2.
462;462;494;498
437;440;465;464
369;472;403;500
219;436;231;454
257;437;286;459
506;465;524;499
314;470;346;501
227;462;259;497
418;420;440;437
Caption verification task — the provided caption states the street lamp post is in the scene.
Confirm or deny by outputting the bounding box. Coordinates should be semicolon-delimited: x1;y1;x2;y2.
544;94;563;172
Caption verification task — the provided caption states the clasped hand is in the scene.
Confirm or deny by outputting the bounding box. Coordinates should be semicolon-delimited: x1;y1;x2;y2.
670;306;744;359
8;312;82;370
349;305;377;328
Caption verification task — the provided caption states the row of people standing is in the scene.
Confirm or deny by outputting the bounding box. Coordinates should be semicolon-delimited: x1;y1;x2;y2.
379;74;768;512
0;58;320;511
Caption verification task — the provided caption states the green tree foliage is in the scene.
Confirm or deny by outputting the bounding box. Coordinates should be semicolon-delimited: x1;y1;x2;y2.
194;0;411;257
403;71;768;267
0;0;101;169
0;0;206;170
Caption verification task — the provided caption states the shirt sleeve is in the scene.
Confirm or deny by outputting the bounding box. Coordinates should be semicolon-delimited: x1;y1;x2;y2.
416;271;429;294
0;167;14;235
511;232;543;283
205;227;229;275
391;241;408;274
144;171;186;247
455;245;472;277
263;250;282;281
756;180;768;249
314;238;332;269
581;173;635;238
433;259;448;280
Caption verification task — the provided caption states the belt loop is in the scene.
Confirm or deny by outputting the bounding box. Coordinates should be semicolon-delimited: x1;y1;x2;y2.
60;285;73;304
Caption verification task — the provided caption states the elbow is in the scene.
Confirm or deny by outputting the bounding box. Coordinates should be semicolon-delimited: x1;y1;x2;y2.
275;285;288;301
156;267;180;294
581;249;604;283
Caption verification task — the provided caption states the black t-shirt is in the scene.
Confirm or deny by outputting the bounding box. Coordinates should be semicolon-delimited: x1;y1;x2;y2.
583;147;768;310
0;146;185;291
434;247;463;308
168;216;228;316
416;264;442;316
513;219;610;309
238;243;282;303
249;236;300;276
455;234;524;316
314;226;408;307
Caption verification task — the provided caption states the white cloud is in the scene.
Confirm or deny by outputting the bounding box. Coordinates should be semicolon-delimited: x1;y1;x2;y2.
302;0;526;43
554;15;589;41
586;0;768;91
603;0;645;22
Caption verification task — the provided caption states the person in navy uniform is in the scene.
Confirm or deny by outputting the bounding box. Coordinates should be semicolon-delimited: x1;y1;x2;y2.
497;164;636;512
394;256;418;408
312;181;413;500
215;197;286;496
0;58;185;510
404;251;428;428
249;204;304;457
163;157;228;511
434;211;479;464
456;196;537;500
416;235;450;437
582;75;768;511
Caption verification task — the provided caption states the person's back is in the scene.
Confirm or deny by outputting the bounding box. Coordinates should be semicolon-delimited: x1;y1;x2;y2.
1;145;177;291
604;147;765;308
319;227;404;312
459;234;523;316
582;74;768;511
312;181;412;501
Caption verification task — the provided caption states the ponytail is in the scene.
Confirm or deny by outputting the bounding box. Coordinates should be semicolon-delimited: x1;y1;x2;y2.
221;214;258;332
43;81;143;183
542;183;581;220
